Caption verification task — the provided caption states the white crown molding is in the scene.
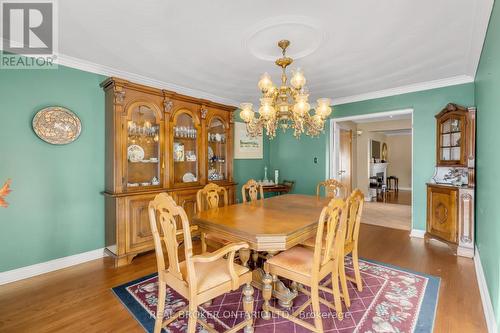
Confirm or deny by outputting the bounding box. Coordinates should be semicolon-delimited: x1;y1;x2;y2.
468;0;495;78
0;248;106;285
54;53;240;107
333;108;413;122
409;229;426;238
474;246;498;333
331;75;474;106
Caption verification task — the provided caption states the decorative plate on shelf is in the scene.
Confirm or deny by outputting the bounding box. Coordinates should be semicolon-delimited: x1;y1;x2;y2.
208;146;214;160
182;172;197;183
127;144;144;162
32;106;82;144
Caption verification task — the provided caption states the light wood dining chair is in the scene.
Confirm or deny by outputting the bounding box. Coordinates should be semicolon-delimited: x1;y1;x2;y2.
241;179;264;202
148;193;254;333
261;198;348;332
302;188;365;304
316;179;346;198
342;189;365;291
196;183;230;252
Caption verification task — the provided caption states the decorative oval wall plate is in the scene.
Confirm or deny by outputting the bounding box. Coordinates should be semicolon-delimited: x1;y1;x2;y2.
32;107;82;145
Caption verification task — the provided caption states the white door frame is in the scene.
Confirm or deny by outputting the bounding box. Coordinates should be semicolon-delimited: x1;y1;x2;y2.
329;108;414;227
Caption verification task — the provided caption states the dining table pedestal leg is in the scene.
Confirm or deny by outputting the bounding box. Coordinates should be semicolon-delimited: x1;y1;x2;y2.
251;251;298;309
261;271;273;320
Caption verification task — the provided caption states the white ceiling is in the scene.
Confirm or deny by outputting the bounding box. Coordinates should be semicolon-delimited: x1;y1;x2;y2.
54;0;493;106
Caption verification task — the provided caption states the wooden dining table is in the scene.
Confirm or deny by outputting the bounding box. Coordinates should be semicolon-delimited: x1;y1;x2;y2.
193;194;330;307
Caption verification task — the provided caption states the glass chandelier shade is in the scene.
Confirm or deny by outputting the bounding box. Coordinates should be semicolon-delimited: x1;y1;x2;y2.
240;40;333;139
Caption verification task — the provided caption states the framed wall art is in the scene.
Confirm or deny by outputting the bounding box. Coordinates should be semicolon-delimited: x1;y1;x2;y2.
234;122;263;159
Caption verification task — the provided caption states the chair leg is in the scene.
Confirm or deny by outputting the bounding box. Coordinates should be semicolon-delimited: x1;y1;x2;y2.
339;257;351;308
352;248;363;292
187;302;197;333
239;248;250;267
201;232;207;253
243;283;255;333
331;267;344;321
261;271;273;320
251;250;259;268
154;282;166;333
310;283;324;333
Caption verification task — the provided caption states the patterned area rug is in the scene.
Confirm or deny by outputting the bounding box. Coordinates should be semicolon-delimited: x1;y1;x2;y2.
112;258;439;333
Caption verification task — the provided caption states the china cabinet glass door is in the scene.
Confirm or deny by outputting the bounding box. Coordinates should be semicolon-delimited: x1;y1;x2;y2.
126;104;161;189
173;112;199;184
439;116;462;163
207;118;227;181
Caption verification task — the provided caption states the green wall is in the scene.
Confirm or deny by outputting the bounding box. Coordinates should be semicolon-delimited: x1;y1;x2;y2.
475;0;500;329
270;83;475;231
0;66;106;272
0;66;268;272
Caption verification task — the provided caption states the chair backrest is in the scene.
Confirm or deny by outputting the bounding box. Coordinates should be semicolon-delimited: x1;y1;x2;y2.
148;193;194;285
241;179;264;202
312;198;348;273
196;183;228;212
345;189;364;246
316;179;346;198
282;179;295;192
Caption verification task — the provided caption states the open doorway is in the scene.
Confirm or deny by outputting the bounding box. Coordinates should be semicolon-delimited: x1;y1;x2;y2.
330;109;413;230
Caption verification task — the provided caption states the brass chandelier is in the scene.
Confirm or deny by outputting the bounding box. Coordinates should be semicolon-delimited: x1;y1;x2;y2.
240;40;332;139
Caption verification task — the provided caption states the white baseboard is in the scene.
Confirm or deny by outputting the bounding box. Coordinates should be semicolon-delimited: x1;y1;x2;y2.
409;229;426;238
398;187;412;191
474;246;498;333
0;248;106;286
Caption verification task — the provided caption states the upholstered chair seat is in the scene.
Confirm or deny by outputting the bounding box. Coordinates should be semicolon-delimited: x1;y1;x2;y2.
179;258;250;293
265;246;320;279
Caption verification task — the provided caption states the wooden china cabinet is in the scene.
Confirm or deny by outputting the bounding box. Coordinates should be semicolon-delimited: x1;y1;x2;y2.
101;77;236;266
426;103;476;257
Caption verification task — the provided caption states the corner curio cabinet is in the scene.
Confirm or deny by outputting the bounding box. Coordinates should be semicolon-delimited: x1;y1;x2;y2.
101;77;236;267
426;103;476;258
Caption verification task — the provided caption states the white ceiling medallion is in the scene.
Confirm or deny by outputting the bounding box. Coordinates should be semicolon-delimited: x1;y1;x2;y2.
243;16;326;61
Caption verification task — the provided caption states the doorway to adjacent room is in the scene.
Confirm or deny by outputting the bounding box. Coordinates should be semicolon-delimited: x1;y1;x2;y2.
330;109;413;230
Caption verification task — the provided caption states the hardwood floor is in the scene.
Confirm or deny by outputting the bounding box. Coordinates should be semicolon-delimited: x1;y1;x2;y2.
362;201;411;230
0;224;486;333
375;189;412;205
